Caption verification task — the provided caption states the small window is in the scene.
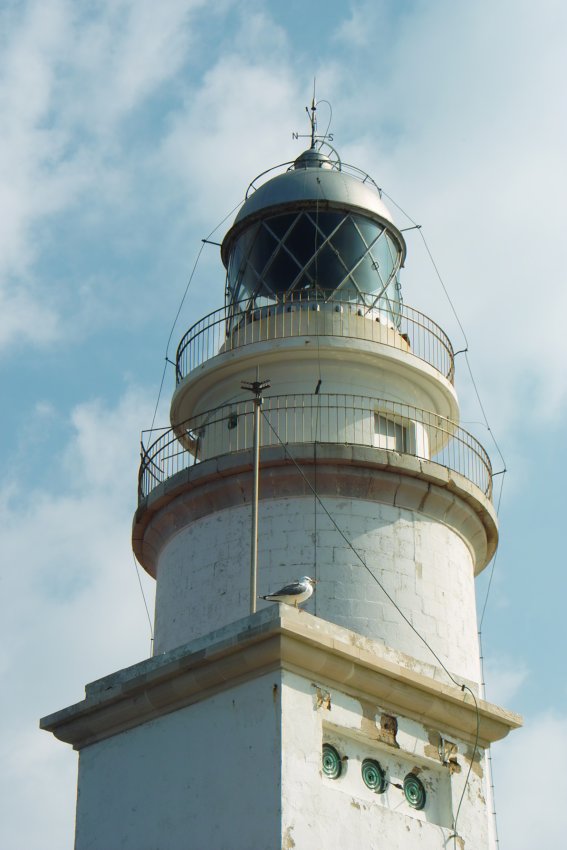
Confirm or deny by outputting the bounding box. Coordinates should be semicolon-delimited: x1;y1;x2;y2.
374;413;407;452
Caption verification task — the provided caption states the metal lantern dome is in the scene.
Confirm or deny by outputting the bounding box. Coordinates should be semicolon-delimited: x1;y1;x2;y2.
221;145;407;327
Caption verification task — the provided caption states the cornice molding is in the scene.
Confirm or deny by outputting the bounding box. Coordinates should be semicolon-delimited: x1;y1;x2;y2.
41;606;520;751
133;445;498;577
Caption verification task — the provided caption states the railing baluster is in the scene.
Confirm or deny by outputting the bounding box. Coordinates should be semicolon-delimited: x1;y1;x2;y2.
174;296;455;386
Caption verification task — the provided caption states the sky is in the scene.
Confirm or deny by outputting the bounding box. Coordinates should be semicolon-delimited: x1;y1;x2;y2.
1;0;566;846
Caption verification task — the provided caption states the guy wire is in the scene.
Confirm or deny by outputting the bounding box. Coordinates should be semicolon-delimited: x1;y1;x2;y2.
149;197;246;431
131;551;154;656
380;188;507;474
479;469;506;629
380;187;508;655
312;187;324;614
260;409;480;840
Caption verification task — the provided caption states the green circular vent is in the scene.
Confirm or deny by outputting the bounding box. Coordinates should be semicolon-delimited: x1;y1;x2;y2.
403;773;426;810
322;743;342;779
361;758;386;793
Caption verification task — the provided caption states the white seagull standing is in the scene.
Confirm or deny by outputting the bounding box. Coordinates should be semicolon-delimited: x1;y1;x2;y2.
260;576;317;608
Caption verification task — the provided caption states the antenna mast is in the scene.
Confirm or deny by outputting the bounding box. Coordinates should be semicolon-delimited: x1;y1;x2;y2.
305;79;317;148
293;82;334;149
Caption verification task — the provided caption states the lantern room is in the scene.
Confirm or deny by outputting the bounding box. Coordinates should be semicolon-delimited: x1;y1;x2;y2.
221;146;407;328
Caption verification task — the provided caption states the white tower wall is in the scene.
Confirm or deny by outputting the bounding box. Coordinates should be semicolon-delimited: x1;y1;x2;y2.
153;495;481;682
74;672;282;850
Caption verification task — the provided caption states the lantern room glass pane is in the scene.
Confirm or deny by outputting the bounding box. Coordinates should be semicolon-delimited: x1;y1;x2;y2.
264;249;303;293
330;217;366;268
356;217;384;248
308;244;347;291
312;211;342;234
284;215;318;266
226;208;403;326
352;255;378;294
265;213;296;239
248;226;278;276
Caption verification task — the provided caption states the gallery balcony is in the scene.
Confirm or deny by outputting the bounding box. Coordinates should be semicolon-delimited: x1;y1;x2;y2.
175;294;455;386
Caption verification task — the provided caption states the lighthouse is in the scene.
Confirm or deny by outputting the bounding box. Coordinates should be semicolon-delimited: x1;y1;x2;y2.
41;117;521;849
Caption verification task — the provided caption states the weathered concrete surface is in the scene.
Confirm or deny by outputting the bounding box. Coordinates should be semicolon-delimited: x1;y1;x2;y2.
41;609;520;850
41;606;520;751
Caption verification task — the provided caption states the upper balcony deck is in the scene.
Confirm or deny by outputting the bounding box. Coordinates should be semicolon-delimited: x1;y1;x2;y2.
175;293;455;386
139;393;492;504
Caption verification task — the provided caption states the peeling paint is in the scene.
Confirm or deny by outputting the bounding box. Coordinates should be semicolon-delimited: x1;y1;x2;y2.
463;744;484;779
359;701;379;740
424;730;441;763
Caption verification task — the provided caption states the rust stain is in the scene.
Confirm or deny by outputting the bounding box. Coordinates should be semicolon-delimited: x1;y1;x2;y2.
443;738;461;774
313;685;331;711
424;731;461;773
358;704;399;747
282;826;296;849
378;713;399;747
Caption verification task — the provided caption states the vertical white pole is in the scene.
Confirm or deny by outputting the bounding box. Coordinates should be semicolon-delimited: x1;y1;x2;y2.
242;368;270;616
250;392;261;614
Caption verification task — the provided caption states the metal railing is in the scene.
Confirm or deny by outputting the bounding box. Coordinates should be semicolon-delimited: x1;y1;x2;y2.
175;294;455;384
139;394;491;502
244;157;382;199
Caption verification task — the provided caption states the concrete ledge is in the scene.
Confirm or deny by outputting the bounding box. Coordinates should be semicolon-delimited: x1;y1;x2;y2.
133;445;498;578
41;607;520;751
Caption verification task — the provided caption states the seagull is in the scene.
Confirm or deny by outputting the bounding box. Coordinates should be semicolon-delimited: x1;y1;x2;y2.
260;576;317;608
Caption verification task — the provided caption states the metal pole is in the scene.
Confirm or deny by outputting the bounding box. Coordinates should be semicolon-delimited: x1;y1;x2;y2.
241;372;271;616
250;395;261;614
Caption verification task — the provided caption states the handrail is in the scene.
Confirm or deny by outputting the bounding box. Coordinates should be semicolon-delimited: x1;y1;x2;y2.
139;393;491;503
175;294;455;385
244;158;381;199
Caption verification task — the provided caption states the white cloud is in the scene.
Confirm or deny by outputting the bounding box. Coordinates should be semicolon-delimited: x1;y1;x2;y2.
482;656;528;706
325;0;567;428
493;712;567;848
0;386;155;849
62;0;208;134
0;286;59;348
332;0;397;50
0;0;211;352
159;12;301;227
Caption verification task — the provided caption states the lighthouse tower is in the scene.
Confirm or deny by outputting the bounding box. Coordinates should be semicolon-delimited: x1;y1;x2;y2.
41;123;520;849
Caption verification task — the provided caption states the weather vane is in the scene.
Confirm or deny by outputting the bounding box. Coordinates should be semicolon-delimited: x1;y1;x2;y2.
292;80;334;147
